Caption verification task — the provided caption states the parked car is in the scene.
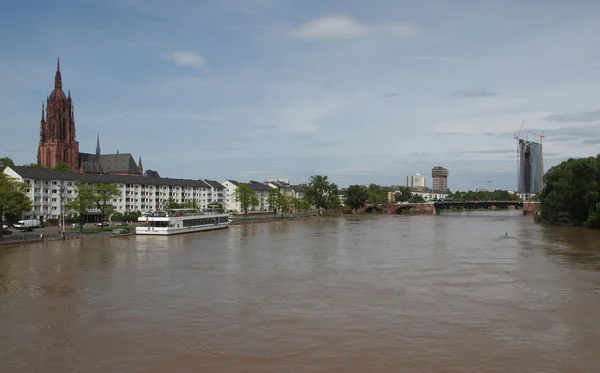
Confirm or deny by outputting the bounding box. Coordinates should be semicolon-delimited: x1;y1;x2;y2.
96;221;110;227
72;223;85;229
2;224;8;230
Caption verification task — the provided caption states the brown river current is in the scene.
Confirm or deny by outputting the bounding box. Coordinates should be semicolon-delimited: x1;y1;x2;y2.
1;210;600;372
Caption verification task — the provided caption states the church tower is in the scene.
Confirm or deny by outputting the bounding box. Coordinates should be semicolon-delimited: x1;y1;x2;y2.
37;58;80;171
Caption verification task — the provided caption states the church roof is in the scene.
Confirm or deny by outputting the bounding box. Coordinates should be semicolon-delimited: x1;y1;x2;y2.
98;153;140;174
78;152;141;175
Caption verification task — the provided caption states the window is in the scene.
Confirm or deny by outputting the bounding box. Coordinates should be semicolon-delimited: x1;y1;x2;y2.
46;148;51;166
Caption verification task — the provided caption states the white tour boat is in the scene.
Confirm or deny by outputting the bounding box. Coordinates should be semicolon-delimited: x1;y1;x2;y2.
136;208;231;236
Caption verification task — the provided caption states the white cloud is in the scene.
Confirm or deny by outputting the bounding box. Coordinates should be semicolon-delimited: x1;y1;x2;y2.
290;15;418;41
161;51;206;69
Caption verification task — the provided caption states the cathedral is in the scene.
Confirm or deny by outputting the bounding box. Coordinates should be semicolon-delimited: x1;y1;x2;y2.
38;59;145;176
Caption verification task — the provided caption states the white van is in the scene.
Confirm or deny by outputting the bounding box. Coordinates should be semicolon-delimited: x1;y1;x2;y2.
13;219;41;232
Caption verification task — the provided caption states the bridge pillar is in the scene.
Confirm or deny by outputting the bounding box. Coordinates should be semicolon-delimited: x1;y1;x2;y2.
523;202;541;216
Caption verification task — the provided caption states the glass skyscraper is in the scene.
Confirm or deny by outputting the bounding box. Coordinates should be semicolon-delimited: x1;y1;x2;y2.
517;139;544;194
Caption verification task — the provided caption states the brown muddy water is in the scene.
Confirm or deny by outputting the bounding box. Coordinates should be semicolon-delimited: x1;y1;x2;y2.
1;210;599;372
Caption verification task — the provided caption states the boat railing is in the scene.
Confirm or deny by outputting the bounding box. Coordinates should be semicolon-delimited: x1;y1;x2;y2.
145;211;227;218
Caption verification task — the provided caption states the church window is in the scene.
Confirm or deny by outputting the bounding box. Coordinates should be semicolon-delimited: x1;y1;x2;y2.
46;148;51;166
63;149;69;164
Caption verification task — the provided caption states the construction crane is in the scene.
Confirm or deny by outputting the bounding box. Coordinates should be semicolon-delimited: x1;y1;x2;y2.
514;121;524;141
525;129;545;146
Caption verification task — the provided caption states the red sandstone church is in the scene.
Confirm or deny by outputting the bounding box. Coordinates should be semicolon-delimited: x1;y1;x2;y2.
38;59;147;176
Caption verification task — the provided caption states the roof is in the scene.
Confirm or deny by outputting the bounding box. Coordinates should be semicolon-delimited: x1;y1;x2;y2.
7;166;216;189
224;179;240;186
245;182;273;192
203;179;225;189
98;154;140;174
268;180;289;188
288;184;306;192
79;152;141;174
144;170;160;178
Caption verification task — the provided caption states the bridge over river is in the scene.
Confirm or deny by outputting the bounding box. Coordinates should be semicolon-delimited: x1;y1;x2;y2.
370;201;541;216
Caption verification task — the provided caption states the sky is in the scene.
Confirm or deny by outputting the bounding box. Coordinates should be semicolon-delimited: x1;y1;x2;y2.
1;0;600;191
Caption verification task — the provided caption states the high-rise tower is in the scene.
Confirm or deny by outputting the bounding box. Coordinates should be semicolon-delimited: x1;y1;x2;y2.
431;166;449;192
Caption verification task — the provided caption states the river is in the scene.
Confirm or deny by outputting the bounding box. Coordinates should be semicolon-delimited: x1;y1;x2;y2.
1;210;599;372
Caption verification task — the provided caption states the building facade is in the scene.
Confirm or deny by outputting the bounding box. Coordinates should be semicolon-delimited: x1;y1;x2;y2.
4;166;225;221
431;166;449;192
406;173;426;188
411;191;449;201
221;180;241;212
517;139;543;195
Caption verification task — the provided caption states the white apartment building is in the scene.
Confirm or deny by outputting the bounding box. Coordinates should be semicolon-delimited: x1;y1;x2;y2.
4;166;225;220
222;180;279;212
221;179;241;212
407;173;427;188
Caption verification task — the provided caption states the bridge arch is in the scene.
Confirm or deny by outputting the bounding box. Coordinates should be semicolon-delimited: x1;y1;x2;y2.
364;206;382;213
393;205;416;214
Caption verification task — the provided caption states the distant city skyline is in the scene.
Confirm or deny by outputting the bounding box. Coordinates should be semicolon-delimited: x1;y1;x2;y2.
2;1;600;190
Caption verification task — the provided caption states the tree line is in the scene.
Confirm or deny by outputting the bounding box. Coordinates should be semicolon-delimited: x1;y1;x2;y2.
539;155;600;228
447;189;522;202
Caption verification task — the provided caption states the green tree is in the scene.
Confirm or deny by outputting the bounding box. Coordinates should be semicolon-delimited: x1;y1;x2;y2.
409;194;426;203
18;162;72;171
21;162;43;168
304;175;338;215
345;185;369;213
0;173;33;237
290;196;308;217
90;183;121;225
235;184;259;217
539;156;599;226
367;184;387;206
0;157;15;171
207;201;224;213
394;186;412;202
65;181;94;233
328;192;342;210
267;188;284;217
53;162;70;171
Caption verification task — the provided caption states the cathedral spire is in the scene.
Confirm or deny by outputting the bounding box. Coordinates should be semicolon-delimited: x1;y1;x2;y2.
41;101;45;122
54;58;62;90
96;133;101;156
138;156;143;173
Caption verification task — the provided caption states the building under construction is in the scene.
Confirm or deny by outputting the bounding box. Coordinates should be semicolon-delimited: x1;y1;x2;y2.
517;139;544;195
431;166;449;192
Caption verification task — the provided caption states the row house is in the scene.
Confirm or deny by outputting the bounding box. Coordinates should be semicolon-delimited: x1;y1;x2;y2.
245;182;272;211
265;181;307;201
3;166;225;221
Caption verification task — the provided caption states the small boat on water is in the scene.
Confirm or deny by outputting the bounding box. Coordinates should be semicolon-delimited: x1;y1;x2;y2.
136;208;230;236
